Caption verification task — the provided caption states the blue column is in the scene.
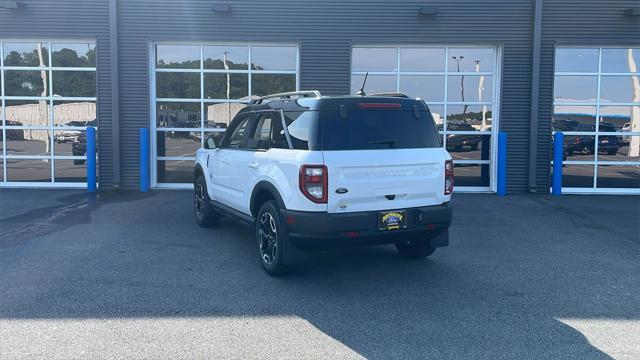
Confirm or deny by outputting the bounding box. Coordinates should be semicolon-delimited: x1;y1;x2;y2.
497;132;507;196
87;127;97;192
140;128;150;192
552;132;564;196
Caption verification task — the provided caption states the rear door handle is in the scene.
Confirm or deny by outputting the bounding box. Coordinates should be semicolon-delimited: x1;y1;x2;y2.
248;162;259;169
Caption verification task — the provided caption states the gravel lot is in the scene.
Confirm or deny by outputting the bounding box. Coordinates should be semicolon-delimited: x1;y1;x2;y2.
0;189;638;359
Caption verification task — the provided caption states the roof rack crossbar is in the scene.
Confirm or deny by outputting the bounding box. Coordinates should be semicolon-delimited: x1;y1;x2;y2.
250;90;322;105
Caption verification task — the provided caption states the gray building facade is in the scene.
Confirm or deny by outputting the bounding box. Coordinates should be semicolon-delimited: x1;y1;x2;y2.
0;0;638;194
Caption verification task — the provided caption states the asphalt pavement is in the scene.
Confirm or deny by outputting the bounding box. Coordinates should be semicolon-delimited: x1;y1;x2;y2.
0;189;638;359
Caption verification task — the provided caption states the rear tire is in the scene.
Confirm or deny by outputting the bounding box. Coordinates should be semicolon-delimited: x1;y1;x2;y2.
194;174;220;228
395;238;436;258
256;200;287;276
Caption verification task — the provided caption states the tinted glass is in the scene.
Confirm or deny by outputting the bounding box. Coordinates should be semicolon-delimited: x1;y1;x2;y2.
400;48;445;72
283;111;316;150
52;71;96;97
204;73;248;99
447;135;491;160
555;48;599;72
446;105;493;131
554;76;597;102
156;102;201;128
351;74;396;95
601;136;640;162
156;160;193;183
597;165;640;188
447;75;493;102
319;110;441;150
562;134;595;161
601;48;640;73
204;45;249;70
598;106;638;130
452;164;491;187
6;159;51;182
6;130;51;155
51;43;96;67
352;47;397;72
3;42;49;67
251;74;296;97
5;100;51;127
251;46;296;71
156;72;200;99
4;70;48;96
448;48;494;72
224;115;249;149
600;76;640;103
428;105;444;129
562;165;594;188
53;101;96;127
205;102;245;128
54;160;87;182
54;130;85;156
156;45;200;69
155;132;201;157
399;75;445;102
553;106;596;130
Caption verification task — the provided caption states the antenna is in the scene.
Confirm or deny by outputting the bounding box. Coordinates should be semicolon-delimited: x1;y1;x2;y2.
356;72;369;96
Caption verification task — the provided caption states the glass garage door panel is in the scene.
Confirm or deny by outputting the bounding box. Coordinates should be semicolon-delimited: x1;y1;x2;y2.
553;47;640;193
152;43;299;187
351;46;499;192
1;41;97;187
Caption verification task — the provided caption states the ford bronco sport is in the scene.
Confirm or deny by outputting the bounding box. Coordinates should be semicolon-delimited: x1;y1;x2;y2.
193;91;453;275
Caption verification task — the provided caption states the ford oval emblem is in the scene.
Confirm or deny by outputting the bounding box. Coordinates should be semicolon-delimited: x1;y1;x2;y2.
335;188;349;194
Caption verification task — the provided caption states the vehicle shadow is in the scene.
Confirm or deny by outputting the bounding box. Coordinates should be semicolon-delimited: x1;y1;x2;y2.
1;191;637;359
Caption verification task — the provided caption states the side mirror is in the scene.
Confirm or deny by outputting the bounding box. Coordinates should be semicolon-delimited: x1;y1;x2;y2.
204;134;220;149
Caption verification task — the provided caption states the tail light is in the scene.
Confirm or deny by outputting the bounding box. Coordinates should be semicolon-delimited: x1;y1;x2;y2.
444;160;454;195
299;165;328;203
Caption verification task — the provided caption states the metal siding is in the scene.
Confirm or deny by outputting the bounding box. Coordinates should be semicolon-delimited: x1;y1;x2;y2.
536;0;640;192
0;0;114;187
118;0;535;191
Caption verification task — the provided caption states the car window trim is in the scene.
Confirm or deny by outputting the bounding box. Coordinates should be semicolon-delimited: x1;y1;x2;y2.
221;112;251;149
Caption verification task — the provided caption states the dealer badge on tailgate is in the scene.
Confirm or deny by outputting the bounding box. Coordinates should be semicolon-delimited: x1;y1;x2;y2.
378;210;407;231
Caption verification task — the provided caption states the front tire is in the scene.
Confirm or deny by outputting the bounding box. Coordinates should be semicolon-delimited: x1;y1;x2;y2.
256;200;287;276
194;174;220;228
395;238;436;258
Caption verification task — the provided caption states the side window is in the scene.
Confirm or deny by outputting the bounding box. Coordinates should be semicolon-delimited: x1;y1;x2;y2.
282;111;312;150
223;114;250;149
248;111;287;150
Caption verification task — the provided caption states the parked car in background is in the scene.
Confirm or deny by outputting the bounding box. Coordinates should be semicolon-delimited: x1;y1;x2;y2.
445;122;481;152
621;122;631;145
564;123;621;156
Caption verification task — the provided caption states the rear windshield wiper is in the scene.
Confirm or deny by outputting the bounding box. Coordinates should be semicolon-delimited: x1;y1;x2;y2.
367;139;397;148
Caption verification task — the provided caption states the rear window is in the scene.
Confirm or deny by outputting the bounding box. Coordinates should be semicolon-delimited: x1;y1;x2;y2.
319;109;441;151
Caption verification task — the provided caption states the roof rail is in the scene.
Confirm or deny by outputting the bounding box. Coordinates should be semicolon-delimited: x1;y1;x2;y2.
368;92;410;98
250;90;322;105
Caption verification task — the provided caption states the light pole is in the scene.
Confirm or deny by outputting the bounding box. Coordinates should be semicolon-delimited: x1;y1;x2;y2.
452;56;466;113
475;60;488;130
223;51;231;124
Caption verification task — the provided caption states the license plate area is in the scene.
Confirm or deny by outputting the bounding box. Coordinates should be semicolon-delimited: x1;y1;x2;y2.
378;210;407;231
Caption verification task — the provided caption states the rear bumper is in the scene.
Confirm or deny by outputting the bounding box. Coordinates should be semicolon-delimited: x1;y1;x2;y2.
281;203;452;250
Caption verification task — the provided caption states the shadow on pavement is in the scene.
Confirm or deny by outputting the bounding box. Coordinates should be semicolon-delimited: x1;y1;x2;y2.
0;190;638;358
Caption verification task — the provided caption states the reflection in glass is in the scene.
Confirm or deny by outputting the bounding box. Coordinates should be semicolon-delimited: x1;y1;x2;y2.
447;76;493;103
251;46;297;71
350;74;395;95
352;47;397;72
597;165;640;188
446;105;492;131
562;133;595;161
155;132;201;157
156;72;200;99
52;71;96;97
598;106;639;131
399;75;444;102
400;48;445;72
452;163;490;187
0;159;4;182
53;101;97;127
447;48;494;72
252;74;296;97
600;76;640;104
447;135;490;160
51;43;96;67
156;45;200;69
6;130;51;155
54;130;85;156
205;103;244;127
562;165;594;188
3;42;49;67
4;70;49;96
428;105;444;129
554;48;599;73
54;160;87;182
156;102;201;128
204;45;249;70
157;160;194;183
5;100;51;127
600;136;640;162
553;106;596;130
6;159;51;182
554;76;597;102
204;73;248;99
601;48;640;73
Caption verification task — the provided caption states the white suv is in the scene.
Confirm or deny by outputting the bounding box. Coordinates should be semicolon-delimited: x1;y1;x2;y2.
194;91;453;275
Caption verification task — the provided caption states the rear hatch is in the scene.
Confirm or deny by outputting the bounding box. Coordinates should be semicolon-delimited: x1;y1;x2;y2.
317;100;448;213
